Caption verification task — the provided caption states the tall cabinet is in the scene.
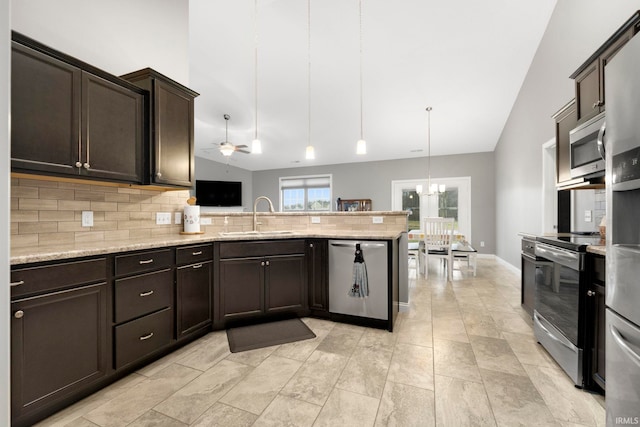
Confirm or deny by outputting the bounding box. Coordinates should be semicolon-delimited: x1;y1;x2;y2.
121;68;199;188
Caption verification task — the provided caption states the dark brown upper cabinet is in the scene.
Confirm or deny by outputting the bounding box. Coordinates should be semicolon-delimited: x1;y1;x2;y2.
10;33;145;184
553;100;577;185
571;12;640;124
121;68;199;188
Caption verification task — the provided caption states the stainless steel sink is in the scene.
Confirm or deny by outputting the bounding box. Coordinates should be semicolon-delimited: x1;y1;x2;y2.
218;230;298;236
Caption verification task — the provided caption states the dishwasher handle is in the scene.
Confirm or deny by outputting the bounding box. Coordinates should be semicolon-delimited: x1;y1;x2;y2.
329;242;386;248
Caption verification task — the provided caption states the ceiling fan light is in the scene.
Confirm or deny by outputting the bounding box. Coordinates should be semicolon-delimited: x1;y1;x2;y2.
305;145;315;160
356;139;367;155
252;138;262;154
220;143;234;157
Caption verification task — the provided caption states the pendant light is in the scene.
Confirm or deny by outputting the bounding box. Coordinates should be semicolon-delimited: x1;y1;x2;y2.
425;106;445;195
305;0;315;160
251;0;262;154
356;0;366;155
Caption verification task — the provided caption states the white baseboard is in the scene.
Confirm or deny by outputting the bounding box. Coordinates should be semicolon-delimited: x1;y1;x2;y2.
494;256;521;275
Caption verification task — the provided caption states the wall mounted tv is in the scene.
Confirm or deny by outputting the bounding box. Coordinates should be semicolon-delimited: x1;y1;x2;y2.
195;180;242;207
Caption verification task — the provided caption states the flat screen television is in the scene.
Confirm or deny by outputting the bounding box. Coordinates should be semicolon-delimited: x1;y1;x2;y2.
195;180;242;207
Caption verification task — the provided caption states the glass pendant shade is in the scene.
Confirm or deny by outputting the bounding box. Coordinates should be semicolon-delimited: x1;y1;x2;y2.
356;139;367;155
252;138;262;154
220;143;234;157
305;145;315;160
415;184;423;194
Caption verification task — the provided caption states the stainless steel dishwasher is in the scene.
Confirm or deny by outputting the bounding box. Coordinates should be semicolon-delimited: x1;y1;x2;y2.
328;240;388;320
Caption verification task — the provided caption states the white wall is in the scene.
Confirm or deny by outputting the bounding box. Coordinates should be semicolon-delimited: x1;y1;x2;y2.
1;0;10;423
11;0;189;85
495;1;640;267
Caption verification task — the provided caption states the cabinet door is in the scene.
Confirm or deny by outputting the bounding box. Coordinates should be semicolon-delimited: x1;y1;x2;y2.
11;42;81;176
11;283;108;420
554;100;577;184
153;79;194;187
82;72;143;183
575;60;601;124
176;261;212;339
219;258;264;320
307;240;329;314
265;254;306;313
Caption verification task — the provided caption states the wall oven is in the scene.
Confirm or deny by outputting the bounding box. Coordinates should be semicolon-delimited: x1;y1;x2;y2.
534;234;602;389
570;112;606;179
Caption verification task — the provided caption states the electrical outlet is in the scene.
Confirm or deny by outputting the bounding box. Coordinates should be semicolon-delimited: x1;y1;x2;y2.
480;241;485;247
156;212;171;225
311;216;321;224
201;217;212;225
372;216;383;224
81;211;93;227
174;212;182;224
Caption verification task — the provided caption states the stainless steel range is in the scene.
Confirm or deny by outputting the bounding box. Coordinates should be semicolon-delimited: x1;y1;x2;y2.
534;233;602;388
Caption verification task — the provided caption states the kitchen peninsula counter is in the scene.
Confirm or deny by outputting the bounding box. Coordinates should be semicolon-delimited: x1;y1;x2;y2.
11;229;404;265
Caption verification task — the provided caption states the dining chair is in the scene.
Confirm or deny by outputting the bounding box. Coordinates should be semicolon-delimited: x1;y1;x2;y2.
422;217;455;281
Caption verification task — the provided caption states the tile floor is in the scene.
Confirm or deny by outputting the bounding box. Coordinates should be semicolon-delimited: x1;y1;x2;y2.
36;257;606;427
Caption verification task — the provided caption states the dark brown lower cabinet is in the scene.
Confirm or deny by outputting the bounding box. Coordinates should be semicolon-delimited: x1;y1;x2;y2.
588;255;606;391
176;260;213;339
307;239;329;316
217;240;307;325
11;282;108;425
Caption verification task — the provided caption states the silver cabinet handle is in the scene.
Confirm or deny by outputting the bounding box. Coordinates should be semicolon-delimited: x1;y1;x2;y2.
587;290;595;296
139;290;154;297
10;280;24;287
139;332;154;341
265;260;270;266
156;172;162;178
592;100;603;109
261;261;265;266
83;162;90;169
139;259;154;265
75;161;82;168
14;310;24;319
192;263;203;269
310;243;314;248
192;251;203;256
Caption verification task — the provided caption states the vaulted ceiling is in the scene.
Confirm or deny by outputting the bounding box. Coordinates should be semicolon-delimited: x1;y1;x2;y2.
190;0;557;171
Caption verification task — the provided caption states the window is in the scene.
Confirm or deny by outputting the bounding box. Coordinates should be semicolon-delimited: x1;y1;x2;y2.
280;175;332;212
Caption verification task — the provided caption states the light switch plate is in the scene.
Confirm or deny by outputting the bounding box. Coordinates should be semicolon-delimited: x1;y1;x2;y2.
372;216;383;224
174;212;182;224
311;216;321;224
584;210;592;223
201;217;212;225
81;211;93;227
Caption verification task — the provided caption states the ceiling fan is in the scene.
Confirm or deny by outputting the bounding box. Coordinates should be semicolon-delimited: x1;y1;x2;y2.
218;114;249;156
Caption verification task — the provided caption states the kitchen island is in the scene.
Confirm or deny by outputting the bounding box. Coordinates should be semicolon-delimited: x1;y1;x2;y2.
9;217;405;427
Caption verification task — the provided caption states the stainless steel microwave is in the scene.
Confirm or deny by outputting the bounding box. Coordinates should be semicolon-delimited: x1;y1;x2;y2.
569;112;606;179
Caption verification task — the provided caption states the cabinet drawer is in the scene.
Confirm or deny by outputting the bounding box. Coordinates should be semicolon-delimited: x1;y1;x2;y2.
114;307;172;369
176;244;212;266
220;240;305;259
11;258;106;299
114;269;173;323
115;249;172;277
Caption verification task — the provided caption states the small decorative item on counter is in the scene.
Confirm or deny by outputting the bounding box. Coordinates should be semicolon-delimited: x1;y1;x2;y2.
599;216;606;238
182;197;202;234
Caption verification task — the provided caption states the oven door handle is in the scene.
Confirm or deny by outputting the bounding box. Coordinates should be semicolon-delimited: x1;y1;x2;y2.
522;253;553;265
534;312;575;351
610;324;640;368
535;242;582;270
597;121;606;161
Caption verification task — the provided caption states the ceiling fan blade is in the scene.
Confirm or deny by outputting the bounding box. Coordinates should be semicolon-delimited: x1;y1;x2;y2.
237;149;251;154
235;145;248;149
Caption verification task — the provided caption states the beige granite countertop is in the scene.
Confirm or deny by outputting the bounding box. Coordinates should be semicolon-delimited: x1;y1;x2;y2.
11;230;404;265
587;245;606;256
